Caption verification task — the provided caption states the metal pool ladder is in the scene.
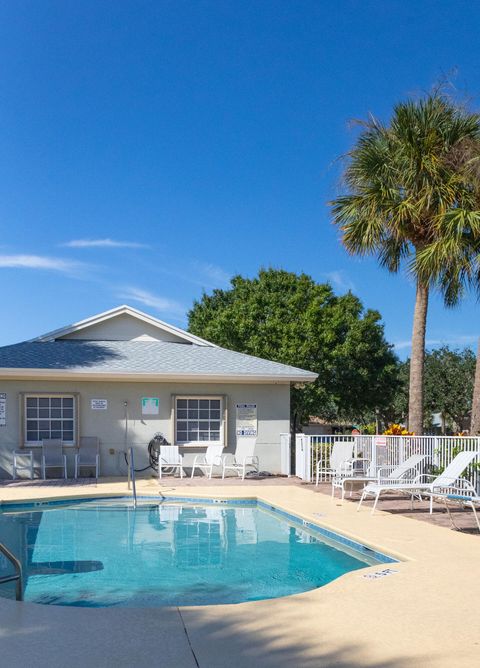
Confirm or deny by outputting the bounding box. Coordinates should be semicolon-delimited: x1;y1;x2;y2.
0;543;23;601
127;446;137;508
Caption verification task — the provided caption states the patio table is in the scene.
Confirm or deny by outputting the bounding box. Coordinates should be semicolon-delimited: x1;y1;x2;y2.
331;473;378;500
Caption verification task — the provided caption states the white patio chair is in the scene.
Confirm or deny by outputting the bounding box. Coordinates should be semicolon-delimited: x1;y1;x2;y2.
191;444;224;479
12;450;35;479
41;439;67;480
222;437;259;480
316;441;356;486
333;453;427;500
358;450;480;515
74;436;100;481
158;445;185;479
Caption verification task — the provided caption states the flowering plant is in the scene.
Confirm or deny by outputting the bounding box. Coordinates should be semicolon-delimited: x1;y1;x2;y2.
383;423;414;436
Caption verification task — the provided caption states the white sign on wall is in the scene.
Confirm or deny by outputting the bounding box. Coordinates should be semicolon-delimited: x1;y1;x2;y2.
236;403;257;437
0;393;5;426
142;397;159;415
91;399;108;410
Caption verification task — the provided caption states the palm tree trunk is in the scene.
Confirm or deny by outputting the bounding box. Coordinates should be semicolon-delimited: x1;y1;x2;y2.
470;338;480;434
408;280;429;434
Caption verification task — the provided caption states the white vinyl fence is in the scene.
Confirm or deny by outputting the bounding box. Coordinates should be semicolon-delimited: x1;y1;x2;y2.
291;433;480;491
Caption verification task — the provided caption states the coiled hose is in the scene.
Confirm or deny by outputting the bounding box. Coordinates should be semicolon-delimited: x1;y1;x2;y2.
123;432;170;472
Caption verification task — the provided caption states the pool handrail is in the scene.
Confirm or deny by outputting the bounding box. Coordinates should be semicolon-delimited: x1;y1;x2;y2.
127;447;137;508
0;542;23;601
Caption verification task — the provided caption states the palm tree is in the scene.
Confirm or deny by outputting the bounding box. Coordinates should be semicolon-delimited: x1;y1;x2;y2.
414;143;480;432
331;92;480;434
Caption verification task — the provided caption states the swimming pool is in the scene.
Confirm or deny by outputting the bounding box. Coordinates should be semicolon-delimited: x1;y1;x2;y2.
0;498;395;607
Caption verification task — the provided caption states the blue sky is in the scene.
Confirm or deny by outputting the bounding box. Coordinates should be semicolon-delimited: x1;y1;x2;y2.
1;0;480;357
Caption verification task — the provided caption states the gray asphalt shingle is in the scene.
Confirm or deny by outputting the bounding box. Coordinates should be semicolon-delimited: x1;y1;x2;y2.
0;340;316;380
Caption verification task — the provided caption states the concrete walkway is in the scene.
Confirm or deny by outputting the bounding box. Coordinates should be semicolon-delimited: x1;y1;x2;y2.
1;478;479;667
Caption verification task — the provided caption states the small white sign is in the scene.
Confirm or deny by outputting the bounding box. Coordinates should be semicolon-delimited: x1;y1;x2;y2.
236;403;257;437
91;399;108;410
142;397;159;415
0;393;5;426
374;436;387;447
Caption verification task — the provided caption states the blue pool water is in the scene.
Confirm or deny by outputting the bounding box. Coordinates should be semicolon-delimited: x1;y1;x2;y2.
0;499;390;607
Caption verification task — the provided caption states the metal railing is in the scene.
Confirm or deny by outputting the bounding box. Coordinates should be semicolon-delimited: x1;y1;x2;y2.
127;447;137;508
295;434;480;491
0;543;23;601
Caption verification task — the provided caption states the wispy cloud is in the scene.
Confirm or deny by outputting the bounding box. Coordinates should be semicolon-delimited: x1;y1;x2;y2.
118;287;186;318
0;254;86;275
192;261;231;287
63;238;148;249
394;335;478;351
324;270;355;292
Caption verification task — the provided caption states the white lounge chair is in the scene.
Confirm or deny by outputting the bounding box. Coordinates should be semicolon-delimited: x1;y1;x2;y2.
191;444;224;479
333;453;427;500
222;437;259;480
316;441;358;486
41;439;67;480
158;445;185;479
438;483;480;532
75;436;100;481
358;450;479;514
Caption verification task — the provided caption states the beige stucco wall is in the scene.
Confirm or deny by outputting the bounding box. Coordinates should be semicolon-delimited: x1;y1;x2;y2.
0;379;290;478
62;313;189;342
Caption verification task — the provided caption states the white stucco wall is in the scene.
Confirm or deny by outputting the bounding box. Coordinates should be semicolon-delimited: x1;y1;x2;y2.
0;379;290;479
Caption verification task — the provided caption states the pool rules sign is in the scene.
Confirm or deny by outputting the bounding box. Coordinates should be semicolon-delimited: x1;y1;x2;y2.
236;403;257;437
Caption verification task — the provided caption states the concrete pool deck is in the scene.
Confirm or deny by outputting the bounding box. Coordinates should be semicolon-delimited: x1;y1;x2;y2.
0;476;479;667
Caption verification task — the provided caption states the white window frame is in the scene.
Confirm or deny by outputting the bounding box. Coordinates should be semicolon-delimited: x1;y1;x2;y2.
174;395;224;446
23;393;77;447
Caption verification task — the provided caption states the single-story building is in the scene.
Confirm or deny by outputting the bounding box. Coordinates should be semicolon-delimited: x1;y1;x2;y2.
0;305;317;478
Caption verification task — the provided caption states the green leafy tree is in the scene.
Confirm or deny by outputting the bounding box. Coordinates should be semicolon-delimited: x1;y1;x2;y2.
391;347;476;432
187;268;399;431
331;92;480;434
424;347;475;432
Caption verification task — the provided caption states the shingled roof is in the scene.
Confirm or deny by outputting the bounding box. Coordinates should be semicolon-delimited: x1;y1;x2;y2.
0;340;317;382
0;305;317;382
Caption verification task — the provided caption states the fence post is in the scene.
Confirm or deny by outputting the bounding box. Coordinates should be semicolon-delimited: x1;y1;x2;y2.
304;435;312;482
295;434;306;481
371;436;377;474
280;433;291;476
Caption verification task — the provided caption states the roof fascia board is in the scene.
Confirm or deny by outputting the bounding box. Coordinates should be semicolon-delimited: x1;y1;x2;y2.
32;305;215;347
0;368;318;384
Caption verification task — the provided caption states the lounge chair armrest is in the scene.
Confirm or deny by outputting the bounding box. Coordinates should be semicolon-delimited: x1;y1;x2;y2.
456;476;476;488
414;473;436;483
222;453;236;465
243;455;259;465
443;484;478;499
376;465;395;477
433;477;476;493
